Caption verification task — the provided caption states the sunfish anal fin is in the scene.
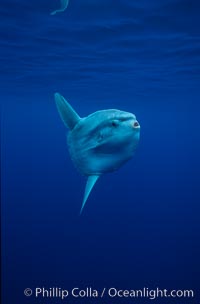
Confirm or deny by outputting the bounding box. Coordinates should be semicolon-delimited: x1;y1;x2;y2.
55;92;81;130
80;175;100;214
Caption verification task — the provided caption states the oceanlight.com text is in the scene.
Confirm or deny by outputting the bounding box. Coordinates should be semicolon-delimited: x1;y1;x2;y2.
24;286;195;300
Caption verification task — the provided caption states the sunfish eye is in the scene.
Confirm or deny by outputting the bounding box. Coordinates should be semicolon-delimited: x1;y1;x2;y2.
111;120;118;127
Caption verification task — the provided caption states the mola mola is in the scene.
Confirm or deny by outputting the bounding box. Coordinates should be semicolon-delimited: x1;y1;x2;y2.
51;0;69;15
55;93;140;213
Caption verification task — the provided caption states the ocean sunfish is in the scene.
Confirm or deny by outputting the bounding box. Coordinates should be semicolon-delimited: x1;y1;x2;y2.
51;0;69;15
55;93;140;213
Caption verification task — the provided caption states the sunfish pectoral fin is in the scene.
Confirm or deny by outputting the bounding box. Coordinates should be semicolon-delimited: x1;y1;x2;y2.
80;175;100;214
54;92;81;130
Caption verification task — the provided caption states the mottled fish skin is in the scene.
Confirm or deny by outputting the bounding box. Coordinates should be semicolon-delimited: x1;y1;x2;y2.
51;0;69;15
55;93;140;213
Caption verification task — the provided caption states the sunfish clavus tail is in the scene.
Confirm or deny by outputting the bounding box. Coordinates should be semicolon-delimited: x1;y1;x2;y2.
55;93;100;213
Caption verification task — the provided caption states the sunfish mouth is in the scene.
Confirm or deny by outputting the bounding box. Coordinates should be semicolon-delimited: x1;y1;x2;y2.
133;121;140;128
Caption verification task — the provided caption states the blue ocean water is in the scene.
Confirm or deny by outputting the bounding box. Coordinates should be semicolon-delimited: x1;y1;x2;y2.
1;0;200;303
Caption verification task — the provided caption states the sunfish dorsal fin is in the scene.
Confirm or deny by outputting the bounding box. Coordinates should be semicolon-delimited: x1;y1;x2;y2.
54;92;81;130
80;175;100;214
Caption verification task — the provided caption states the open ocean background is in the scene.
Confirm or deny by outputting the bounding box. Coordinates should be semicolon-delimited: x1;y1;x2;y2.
1;0;200;303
